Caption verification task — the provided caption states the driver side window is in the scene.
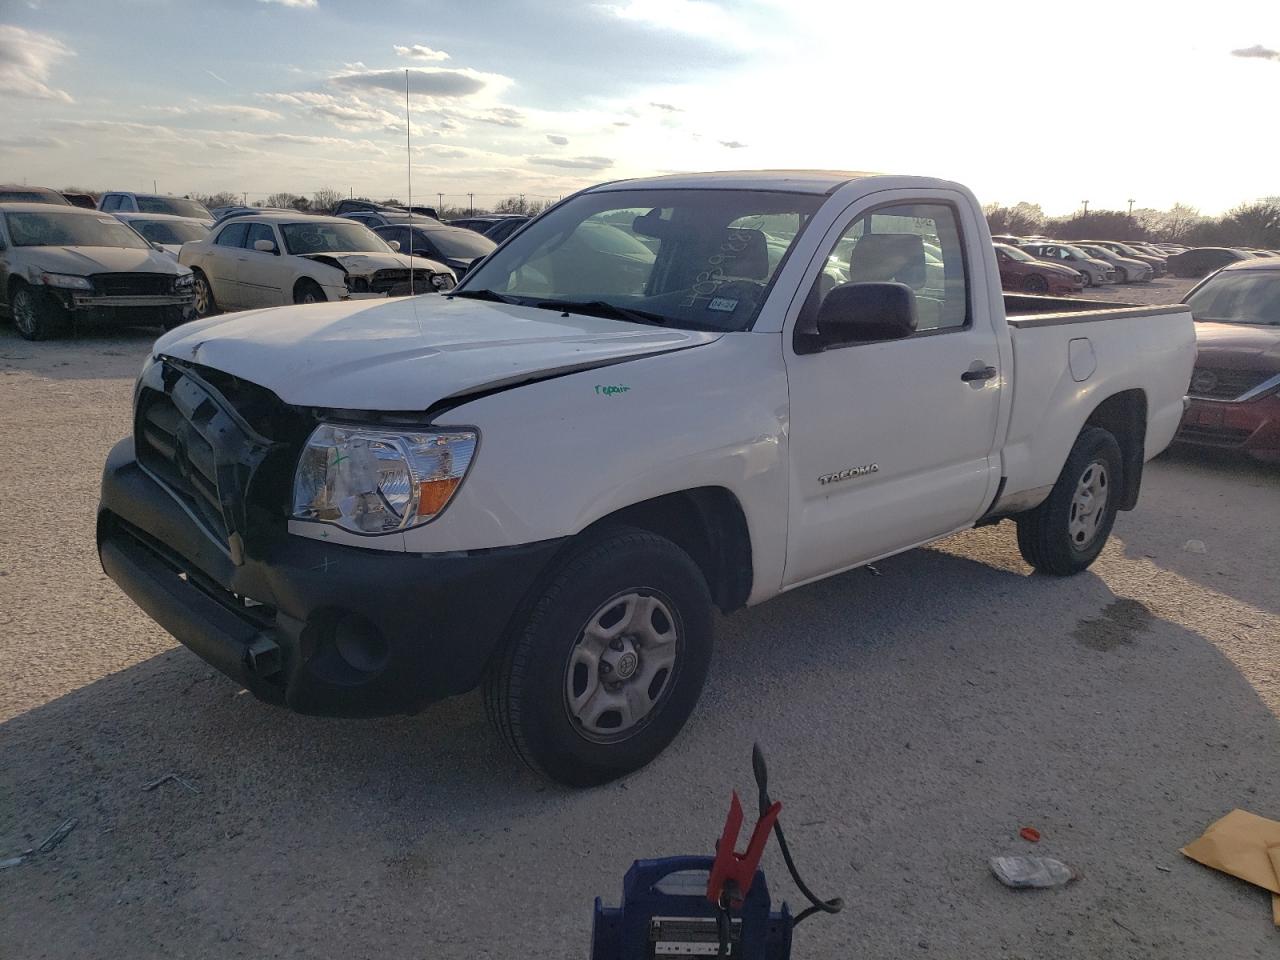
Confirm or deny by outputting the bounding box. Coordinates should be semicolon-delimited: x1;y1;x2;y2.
806;202;970;334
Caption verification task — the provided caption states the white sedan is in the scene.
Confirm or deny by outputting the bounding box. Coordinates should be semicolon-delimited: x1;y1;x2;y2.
179;213;454;317
112;211;210;259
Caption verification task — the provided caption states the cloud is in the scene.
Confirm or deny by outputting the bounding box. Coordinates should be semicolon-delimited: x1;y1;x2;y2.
437;105;525;128
0;134;67;150
1231;44;1280;61
0;25;74;102
205;69;229;86
719;140;747;149
612;121;631;127
528;155;614;170
258;0;318;7
155;103;283;122
649;101;682;112
333;67;488;98
546;134;569;145
602;0;760;50
394;44;449;61
261;91;401;131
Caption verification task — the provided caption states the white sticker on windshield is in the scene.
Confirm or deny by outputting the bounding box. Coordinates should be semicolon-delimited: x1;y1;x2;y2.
98;217;115;224
707;297;738;313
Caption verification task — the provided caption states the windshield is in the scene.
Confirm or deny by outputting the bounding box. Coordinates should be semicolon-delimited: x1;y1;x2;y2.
997;244;1035;262
421;226;496;259
129;219;210;245
0;189;70;205
1186;271;1280;325
135;196;210;218
280;221;391;255
459;188;824;332
5;211;150;249
1078;245;1113;260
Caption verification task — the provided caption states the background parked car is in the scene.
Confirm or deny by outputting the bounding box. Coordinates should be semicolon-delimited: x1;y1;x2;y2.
61;192;97;209
1074;243;1152;283
1084;240;1167;277
0;202;194;339
179;213;454;317
993;242;1084;295
112;212;211;258
1176;258;1280;462
372;221;496;279
0;184;70;206
1020;241;1115;286
97;192;213;225
333;199;439;221
480;216;530;243
1167;247;1255;278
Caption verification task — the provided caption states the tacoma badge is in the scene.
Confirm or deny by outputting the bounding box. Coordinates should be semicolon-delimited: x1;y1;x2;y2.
818;464;879;485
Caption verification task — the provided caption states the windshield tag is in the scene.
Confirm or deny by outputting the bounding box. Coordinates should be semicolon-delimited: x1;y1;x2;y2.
707;297;738;313
97;217;115;224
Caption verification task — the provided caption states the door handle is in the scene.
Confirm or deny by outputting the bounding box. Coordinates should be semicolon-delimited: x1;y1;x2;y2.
961;364;998;382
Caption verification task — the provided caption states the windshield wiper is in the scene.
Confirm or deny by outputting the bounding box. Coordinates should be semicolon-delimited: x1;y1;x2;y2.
532;298;671;327
449;288;519;304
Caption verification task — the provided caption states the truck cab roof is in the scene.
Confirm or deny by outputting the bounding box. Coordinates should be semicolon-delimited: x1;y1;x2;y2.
589;170;961;195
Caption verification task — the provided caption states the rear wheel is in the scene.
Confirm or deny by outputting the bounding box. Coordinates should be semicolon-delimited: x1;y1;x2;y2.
192;270;218;318
1015;427;1123;575
10;284;67;341
484;526;714;786
1023;274;1049;294
294;279;325;305
1079;271;1093;287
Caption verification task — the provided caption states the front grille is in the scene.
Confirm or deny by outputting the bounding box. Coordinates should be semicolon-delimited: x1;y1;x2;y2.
369;269;432;295
1187;367;1272;401
92;273;174;297
134;360;306;550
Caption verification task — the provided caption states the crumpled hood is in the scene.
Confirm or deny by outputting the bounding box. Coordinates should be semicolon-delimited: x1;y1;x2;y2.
153;295;722;410
24;245;187;276
1193;321;1280;370
297;250;430;277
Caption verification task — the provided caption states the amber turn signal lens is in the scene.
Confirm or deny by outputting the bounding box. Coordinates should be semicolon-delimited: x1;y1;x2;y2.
417;476;461;517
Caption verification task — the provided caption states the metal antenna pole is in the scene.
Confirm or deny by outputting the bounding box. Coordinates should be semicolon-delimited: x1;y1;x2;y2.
406;68;413;295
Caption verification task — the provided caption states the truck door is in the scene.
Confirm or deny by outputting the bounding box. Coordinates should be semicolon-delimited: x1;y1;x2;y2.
782;193;1003;587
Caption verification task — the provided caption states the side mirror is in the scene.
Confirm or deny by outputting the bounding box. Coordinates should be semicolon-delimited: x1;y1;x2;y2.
817;282;917;348
253;238;277;254
386;240;400;252
151;241;166;252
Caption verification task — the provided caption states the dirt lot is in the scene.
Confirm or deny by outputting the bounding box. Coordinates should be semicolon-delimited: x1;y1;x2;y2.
2;296;1278;959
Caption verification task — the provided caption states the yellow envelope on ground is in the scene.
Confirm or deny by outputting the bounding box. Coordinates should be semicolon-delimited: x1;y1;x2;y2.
1269;848;1280;926
1181;809;1280;893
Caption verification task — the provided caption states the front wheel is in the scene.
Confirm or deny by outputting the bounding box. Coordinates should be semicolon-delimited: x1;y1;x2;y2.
191;270;218;318
484;527;714;786
1023;274;1049;294
1079;271;1093;288
294;280;326;305
10;284;67;341
1015;427;1123;576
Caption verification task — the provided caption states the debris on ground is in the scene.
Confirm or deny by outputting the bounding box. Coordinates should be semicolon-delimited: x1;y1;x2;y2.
142;773;200;795
0;817;79;870
1019;827;1042;843
989;855;1075;889
865;564;881;577
1182;539;1207;554
1181;808;1280;926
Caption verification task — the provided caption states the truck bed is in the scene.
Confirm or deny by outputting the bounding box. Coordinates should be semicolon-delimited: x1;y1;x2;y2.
1004;293;1190;327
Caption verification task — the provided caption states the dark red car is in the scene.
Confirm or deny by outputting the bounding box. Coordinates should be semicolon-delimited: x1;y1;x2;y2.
993;243;1084;295
1177;259;1280;462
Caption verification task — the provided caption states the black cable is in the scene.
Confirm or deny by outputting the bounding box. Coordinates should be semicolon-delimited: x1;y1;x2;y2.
716;890;734;957
752;743;844;927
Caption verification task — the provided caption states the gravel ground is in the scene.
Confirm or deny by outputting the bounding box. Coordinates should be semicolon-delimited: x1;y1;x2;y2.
1;303;1277;960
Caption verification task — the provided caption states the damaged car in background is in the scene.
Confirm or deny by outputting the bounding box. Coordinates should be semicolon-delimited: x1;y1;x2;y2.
0;203;195;340
178;213;455;317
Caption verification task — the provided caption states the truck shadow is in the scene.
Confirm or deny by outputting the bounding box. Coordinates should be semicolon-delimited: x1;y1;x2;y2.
3;540;1279;957
1117;446;1279;613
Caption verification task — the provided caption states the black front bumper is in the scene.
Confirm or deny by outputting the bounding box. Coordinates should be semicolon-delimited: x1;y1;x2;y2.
97;438;562;716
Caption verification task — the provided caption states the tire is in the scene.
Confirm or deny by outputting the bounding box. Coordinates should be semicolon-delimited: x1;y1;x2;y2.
1080;272;1093;288
484;526;714;786
294;279;326;305
192;270;218;318
1022;274;1049;294
10;283;67;341
1015;427;1123;576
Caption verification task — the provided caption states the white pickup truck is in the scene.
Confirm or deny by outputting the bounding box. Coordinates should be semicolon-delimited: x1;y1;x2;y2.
97;171;1196;785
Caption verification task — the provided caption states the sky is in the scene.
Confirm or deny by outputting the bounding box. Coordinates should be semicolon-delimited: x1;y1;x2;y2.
0;0;1278;215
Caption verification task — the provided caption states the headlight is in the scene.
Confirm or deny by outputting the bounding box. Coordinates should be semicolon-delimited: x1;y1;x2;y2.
41;272;92;290
291;423;477;534
175;272;194;288
431;272;455;291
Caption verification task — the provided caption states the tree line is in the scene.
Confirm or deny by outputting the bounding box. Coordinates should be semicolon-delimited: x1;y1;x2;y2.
59;186;553;219
984;199;1280;249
